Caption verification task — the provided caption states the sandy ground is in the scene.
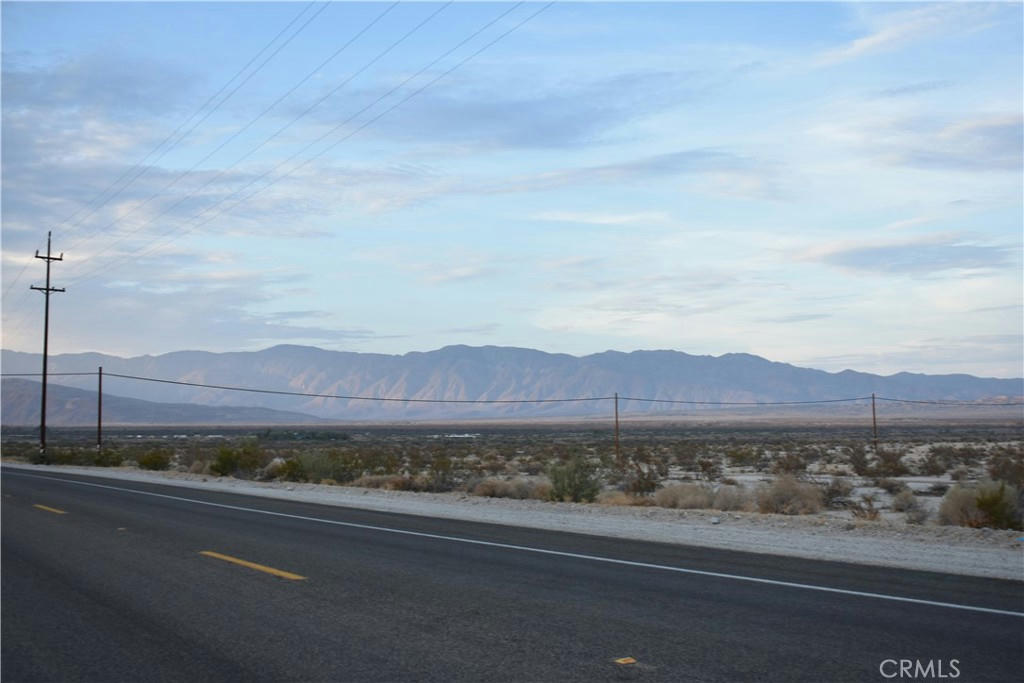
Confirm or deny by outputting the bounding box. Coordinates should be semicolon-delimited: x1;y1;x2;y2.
3;462;1022;581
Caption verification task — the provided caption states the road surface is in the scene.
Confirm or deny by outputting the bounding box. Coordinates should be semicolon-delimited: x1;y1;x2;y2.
3;468;1022;682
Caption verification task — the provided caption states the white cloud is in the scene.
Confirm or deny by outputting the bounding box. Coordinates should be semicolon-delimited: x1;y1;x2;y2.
532;210;671;226
817;4;996;66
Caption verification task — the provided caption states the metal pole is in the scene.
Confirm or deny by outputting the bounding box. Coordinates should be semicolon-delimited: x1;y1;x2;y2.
97;366;103;451
30;231;64;460
871;392;878;453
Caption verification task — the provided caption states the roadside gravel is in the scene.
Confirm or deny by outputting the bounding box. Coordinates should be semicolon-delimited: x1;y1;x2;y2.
4;462;1022;580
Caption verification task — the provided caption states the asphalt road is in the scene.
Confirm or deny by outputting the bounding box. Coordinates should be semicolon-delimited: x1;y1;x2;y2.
3;468;1022;683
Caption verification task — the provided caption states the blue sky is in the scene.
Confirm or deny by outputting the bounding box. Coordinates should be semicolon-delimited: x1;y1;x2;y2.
2;1;1021;378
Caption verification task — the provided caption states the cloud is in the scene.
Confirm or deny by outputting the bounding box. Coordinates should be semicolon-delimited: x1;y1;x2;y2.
891;116;1023;172
490;148;748;195
816;4;996;66
436;323;500;335
802;335;1024;378
333;69;703;149
533;210;671;226
806;235;1015;276
874;80;953;98
812;113;1023;174
2;52;196;118
758;313;832;324
424;263;499;285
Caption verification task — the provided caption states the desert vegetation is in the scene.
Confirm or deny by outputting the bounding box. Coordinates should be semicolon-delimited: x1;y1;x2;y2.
3;420;1021;529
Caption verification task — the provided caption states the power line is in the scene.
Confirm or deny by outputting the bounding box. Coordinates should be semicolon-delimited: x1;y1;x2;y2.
4;3;325;320
62;1;531;287
60;2;333;258
875;396;1024;407
103;372;613;404
619;395;872;406
2;373;98;377
61;0;450;287
5;371;1018;408
57;1;324;244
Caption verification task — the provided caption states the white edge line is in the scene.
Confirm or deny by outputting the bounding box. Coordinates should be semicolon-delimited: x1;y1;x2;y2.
7;469;1024;619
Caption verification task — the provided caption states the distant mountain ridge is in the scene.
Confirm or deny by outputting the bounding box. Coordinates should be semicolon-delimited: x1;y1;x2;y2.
2;345;1021;421
1;378;324;426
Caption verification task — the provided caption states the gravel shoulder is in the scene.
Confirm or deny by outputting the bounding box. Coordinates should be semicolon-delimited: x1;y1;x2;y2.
4;461;1022;581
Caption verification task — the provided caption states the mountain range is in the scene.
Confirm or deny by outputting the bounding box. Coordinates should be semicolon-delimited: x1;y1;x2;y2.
1;378;324;426
1;345;1020;424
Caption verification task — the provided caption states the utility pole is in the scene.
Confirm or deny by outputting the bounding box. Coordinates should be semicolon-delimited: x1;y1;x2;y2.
614;392;620;465
30;231;64;460
97;366;103;452
871;392;879;453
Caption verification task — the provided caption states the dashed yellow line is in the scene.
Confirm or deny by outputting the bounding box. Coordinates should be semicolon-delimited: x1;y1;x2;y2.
199;551;306;580
33;504;67;515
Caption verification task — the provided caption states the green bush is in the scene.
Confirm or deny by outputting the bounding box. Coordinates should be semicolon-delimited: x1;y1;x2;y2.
210;440;266;477
278;458;306;482
94;448;124;467
547;456;602;503
137;449;171;471
939;481;1022;530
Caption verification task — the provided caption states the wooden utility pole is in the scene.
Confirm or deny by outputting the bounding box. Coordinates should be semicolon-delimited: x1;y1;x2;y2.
30;231;64;460
614;392;620;464
97;366;103;451
871;392;879;453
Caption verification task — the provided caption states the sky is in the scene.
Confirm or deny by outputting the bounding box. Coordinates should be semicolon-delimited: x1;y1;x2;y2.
1;1;1021;379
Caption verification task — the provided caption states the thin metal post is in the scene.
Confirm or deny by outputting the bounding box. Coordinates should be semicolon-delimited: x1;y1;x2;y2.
97;366;103;451
30;231;64;460
871;392;878;453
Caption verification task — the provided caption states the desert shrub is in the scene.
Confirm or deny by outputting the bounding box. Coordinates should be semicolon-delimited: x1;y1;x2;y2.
950;467;970;482
297;449;364;484
725;446;759;468
772;452;807;475
621;464;660;496
987;453;1024;488
917;451;951;476
820;477;854;509
210;447;241;476
844;444;871;476
472;478;550;500
905;505;929;525
697;457;723;482
188;460;209;474
712;485;751;511
137;449;171;471
974;482;1022;530
939;481;1022;530
850;493;880;521
873;449;908;477
756;476;823;515
210;440;266;477
874;478;906;495
277;458;306;482
654;483;714;510
94;448;123;467
547;456;602;503
890;488;918;512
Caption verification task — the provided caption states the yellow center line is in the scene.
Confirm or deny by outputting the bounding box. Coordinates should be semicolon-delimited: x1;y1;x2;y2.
33;504;67;515
199;551;307;580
